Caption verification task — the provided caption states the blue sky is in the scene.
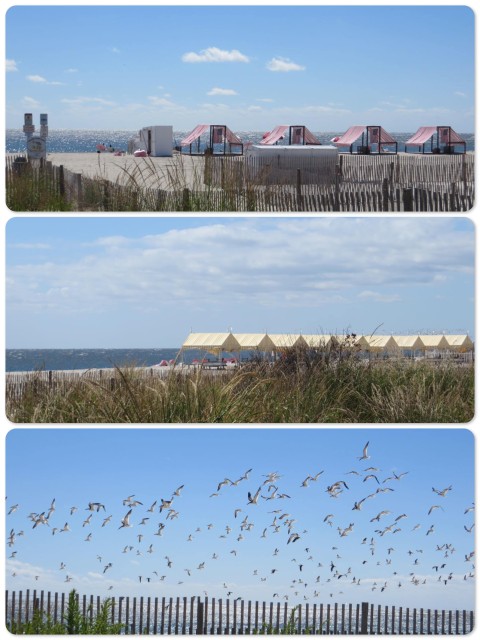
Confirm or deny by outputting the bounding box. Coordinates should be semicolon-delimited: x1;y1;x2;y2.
5;4;475;132
5;428;475;610
5;216;474;348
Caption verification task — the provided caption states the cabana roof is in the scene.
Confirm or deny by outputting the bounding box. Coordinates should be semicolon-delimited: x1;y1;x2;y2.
181;332;241;352
418;335;450;349
364;335;397;350
333;125;397;154
302;334;333;348
443;335;474;349
234;333;276;351
261;125;321;146
180;124;243;154
392;335;425;350
268;334;307;348
405;126;466;153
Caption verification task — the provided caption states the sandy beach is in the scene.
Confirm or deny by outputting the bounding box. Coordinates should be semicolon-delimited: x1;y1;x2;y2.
42;151;206;189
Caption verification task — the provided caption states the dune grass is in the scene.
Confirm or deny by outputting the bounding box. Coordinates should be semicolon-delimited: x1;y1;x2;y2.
7;350;474;424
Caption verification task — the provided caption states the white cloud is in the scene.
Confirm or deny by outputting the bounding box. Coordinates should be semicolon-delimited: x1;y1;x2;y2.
6;219;473;318
182;47;249;63
357;290;401;303
61;97;116;107
6;59;18;72
266;57;305;72
454;91;467;98
27;74;65;86
64;68;79;73
257;98;274;103
21;96;41;108
147;96;176;107
207;87;238;96
27;74;47;83
111;47;121;54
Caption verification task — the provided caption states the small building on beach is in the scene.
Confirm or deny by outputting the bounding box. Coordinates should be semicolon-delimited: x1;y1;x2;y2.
128;126;173;156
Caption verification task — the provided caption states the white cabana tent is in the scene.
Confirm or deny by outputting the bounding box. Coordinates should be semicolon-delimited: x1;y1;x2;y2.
392;335;425;352
364;335;397;353
418;335;450;351
235;333;276;352
268;334;307;349
180;332;241;357
302;335;333;349
443;335;474;352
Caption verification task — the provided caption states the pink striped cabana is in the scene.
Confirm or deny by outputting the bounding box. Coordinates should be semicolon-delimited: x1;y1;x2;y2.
260;125;321;146
179;124;243;155
333;125;397;154
405;126;466;154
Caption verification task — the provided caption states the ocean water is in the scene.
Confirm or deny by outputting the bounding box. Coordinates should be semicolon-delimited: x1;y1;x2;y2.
6;348;182;372
6;129;475;155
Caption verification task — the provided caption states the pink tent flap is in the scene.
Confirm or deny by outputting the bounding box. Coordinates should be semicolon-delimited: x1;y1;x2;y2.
225;127;242;145
260;125;289;145
367;126;396;144
180;124;209;146
437;126;465;144
405;127;437;146
333;126;367;146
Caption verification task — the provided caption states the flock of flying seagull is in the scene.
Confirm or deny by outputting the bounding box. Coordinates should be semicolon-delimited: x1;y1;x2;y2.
6;441;475;605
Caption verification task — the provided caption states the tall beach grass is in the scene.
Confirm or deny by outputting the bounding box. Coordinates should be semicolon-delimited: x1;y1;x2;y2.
7;349;474;423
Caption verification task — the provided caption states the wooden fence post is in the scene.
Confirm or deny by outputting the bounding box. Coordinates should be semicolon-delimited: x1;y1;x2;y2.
296;168;303;210
382;177;389;211
360;602;369;634
334;164;341;210
182;188;191;211
196;599;204;634
75;173;83;209
403;188;414;211
59;165;65;197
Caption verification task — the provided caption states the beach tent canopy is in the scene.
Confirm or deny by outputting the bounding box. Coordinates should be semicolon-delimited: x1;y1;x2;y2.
261;125;321;146
181;332;241;355
180;124;243;154
268;334;307;349
392;335;425;350
333;125;397;154
418;335;450;350
405;126;466;154
234;333;276;351
364;335;397;351
302;335;333;349
443;335;474;351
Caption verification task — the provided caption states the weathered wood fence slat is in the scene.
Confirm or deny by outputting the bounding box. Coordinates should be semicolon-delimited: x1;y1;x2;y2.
5;590;475;635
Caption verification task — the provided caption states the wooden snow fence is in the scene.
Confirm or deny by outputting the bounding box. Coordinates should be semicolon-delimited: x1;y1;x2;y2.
5;590;475;635
6;153;474;212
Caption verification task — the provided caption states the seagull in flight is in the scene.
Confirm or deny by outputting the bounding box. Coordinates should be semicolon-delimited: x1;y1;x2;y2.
358;442;370;461
248;487;262;505
119;509;132;529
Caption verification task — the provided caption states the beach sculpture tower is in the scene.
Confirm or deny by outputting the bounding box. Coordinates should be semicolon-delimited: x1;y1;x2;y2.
23;113;48;161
